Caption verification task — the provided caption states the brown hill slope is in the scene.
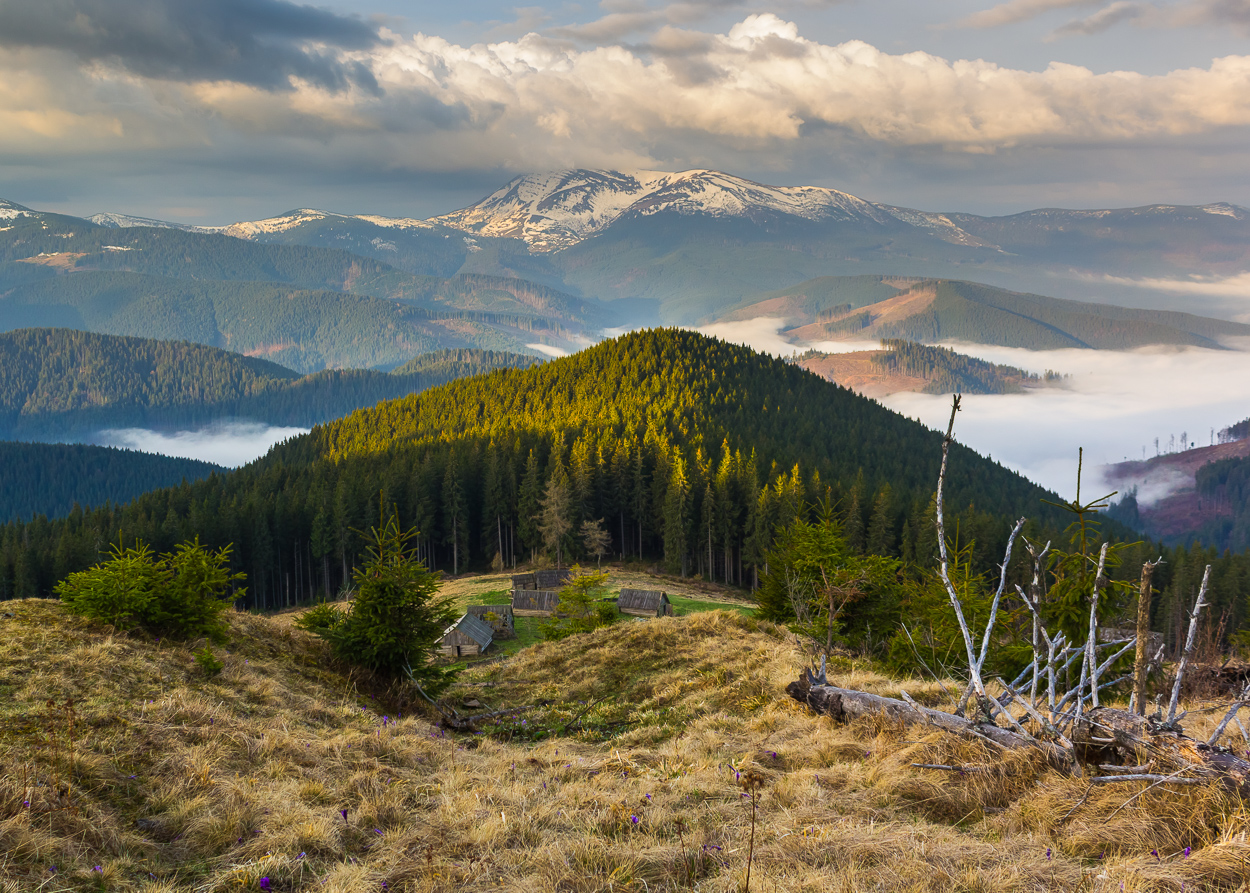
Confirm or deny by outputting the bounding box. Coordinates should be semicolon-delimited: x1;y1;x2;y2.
3;602;1248;891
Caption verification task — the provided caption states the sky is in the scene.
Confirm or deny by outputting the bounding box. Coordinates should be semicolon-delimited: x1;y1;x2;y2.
4;0;1250;223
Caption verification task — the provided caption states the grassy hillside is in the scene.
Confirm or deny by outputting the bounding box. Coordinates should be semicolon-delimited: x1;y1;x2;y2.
0;329;541;438
759;277;1250;350
0;442;223;522
3;600;1247;892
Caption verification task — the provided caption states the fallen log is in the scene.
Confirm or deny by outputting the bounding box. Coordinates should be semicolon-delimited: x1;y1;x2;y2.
1073;707;1250;797
785;669;1073;772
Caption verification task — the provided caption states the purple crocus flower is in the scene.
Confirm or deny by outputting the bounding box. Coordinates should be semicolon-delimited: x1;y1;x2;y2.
260;879;271;890
340;809;348;823
1184;846;1192;857
1045;848;1051;860
630;815;639;824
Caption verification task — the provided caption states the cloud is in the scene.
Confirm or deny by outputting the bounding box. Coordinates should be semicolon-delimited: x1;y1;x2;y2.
1050;1;1148;37
526;342;569;357
880;342;1250;497
952;0;1103;29
0;0;383;92
10;11;1250;219
696;317;802;355
96;420;308;468
1089;271;1250;304
1176;0;1250;31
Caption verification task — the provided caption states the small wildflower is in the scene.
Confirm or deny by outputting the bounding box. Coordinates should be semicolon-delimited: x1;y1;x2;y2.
630;815;639;825
1184;846;1192;857
92;866;103;872
1151;849;1159;860
375;828;383;835
259;879;271;891
1046;848;1052;860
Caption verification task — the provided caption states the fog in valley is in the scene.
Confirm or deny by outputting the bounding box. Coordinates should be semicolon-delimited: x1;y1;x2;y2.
96;421;309;469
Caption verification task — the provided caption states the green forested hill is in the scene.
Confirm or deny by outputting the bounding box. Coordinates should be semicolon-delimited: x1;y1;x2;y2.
0;329;541;438
0;330;1070;605
0;442;222;523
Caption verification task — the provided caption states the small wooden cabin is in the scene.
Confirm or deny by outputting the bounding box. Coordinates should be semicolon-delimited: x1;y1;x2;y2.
511;573;537;591
440;613;494;658
511;589;561;616
535;568;572;591
468;604;515;638
617;588;671;617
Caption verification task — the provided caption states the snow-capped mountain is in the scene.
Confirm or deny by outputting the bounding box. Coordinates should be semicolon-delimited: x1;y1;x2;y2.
431;168;920;253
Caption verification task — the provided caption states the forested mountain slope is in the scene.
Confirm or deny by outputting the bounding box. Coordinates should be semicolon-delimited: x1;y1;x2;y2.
0;330;1067;604
0;442;222;523
0;206;606;365
0;329;540;438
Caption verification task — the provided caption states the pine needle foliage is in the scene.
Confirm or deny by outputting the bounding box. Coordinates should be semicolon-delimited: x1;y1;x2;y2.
54;537;243;640
298;515;459;694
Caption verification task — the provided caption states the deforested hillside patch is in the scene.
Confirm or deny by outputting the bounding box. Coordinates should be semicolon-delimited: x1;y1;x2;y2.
4;601;1249;892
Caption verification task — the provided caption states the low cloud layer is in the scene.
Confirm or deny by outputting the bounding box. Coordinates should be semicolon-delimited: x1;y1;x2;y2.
96;421;308;468
882;343;1250;498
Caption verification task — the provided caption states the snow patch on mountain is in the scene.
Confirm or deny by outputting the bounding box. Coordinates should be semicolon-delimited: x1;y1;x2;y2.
879;206;999;248
88;212;203;231
0;200;32;220
432;169;901;252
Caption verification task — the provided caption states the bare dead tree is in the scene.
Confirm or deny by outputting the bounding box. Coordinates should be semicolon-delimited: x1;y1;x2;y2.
788;394;1250;798
1167;565;1212;725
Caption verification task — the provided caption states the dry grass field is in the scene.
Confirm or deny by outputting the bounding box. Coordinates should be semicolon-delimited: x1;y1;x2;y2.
2;598;1249;892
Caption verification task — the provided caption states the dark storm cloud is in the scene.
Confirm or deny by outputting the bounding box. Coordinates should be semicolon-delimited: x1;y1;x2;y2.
0;0;383;92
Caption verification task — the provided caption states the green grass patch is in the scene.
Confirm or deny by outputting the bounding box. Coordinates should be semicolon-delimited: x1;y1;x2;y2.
666;593;754;617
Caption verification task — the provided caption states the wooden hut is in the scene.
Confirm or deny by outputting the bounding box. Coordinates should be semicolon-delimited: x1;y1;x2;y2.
535;568;572;590
468;604;515;638
511;589;561;616
440;613;494;658
617;589;671;618
511;573;537;591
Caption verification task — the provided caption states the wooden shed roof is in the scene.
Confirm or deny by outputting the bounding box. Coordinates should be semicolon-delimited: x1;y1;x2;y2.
442;613;494;649
511;589;561;613
617;589;669;611
535;568;572;590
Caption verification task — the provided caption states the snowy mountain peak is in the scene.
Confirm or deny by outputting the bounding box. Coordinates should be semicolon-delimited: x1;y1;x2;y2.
431;168;899;252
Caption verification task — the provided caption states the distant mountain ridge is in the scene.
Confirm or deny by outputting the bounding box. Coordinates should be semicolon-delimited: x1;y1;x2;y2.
729;276;1250;350
17;164;1250;329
